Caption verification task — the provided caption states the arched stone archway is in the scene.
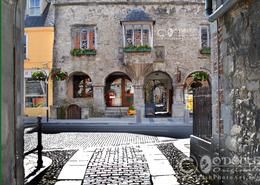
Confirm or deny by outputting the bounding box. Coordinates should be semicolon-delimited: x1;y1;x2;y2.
144;71;173;117
105;72;134;107
183;71;211;114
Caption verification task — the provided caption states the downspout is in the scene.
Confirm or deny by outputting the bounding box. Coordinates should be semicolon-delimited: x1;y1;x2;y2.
207;0;240;22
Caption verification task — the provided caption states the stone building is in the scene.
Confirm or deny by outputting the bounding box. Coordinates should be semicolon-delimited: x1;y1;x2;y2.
191;0;260;184
51;0;211;120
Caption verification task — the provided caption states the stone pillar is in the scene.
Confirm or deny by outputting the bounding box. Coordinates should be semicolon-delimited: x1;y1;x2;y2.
93;85;105;112
133;84;145;123
172;85;186;119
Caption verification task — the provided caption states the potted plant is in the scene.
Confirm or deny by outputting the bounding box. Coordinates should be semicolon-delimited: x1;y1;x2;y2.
51;69;68;81
31;71;47;81
128;105;136;116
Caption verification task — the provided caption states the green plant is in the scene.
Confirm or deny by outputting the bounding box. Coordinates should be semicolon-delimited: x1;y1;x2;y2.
123;45;152;53
71;48;96;56
200;47;211;54
31;71;47;81
128;105;136;111
192;72;209;81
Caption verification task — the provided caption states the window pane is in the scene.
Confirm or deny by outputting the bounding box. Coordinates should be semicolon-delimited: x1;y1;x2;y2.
25;79;46;107
80;30;88;49
25;96;46;107
125;26;133;47
134;25;142;46
26;80;46;95
24;35;27;59
143;25;150;46
89;30;95;50
201;27;208;48
30;0;40;7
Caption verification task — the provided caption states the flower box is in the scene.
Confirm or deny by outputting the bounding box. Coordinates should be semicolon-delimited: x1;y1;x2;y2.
123;46;152;53
199;47;211;55
71;48;97;56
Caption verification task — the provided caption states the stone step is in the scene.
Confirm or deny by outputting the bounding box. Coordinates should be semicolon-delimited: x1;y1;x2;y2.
104;107;129;117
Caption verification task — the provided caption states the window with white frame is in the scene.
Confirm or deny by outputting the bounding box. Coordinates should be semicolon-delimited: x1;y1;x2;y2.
72;26;96;50
123;24;152;47
29;0;41;16
24;34;28;59
200;26;210;48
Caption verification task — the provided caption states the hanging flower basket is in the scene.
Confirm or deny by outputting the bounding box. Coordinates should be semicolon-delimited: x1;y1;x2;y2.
31;71;47;81
51;69;68;81
191;72;209;81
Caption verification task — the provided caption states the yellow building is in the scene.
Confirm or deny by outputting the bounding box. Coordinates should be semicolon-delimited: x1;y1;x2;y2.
24;1;54;117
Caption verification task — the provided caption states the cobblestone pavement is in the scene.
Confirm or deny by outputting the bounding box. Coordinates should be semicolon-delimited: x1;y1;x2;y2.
24;131;159;152
83;146;151;185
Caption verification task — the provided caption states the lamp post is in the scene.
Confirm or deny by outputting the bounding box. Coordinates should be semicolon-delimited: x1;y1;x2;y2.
32;68;68;122
37;69;49;122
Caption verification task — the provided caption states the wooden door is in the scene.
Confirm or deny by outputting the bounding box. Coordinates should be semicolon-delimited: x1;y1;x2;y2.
67;104;81;119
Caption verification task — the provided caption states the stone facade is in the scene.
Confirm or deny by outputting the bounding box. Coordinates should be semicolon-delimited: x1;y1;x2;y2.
2;0;26;184
52;0;211;119
209;0;260;184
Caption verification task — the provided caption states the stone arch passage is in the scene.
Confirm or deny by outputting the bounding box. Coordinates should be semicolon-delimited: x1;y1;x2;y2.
183;71;211;114
144;71;173;117
105;72;134;107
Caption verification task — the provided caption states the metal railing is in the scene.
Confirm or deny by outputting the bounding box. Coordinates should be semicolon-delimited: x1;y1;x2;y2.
24;116;43;170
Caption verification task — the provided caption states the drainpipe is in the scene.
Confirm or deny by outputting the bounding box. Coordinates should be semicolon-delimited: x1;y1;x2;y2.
206;0;240;22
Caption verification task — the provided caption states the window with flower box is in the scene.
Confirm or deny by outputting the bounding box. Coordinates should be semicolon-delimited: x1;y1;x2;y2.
71;26;97;56
199;26;211;54
123;24;152;47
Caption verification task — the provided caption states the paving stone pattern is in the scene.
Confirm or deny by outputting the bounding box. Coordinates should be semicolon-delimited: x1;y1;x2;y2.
24;132;159;152
83;146;151;185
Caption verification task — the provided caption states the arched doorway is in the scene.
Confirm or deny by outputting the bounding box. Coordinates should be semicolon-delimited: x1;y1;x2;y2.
105;72;134;107
67;104;81;119
184;71;211;115
144;71;173;117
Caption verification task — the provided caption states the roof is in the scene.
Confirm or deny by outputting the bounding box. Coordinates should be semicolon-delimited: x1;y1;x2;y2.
25;3;50;27
122;9;154;23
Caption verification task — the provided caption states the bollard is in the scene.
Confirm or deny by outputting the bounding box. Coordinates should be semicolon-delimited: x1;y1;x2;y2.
37;116;43;169
136;108;142;124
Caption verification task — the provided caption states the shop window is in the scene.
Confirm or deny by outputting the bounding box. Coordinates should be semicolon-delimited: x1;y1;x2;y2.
25;79;46;107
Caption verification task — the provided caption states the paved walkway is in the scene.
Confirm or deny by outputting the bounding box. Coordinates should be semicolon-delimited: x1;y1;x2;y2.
24;132;190;185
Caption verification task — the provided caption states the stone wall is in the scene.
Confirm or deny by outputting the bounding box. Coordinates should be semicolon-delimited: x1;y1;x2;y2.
52;0;211;118
2;0;26;184
211;0;260;184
